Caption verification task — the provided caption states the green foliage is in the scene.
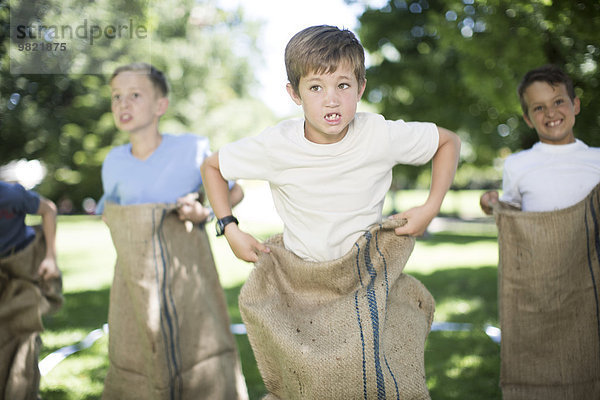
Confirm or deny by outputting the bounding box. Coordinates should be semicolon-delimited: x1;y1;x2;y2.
357;0;600;189
1;0;274;211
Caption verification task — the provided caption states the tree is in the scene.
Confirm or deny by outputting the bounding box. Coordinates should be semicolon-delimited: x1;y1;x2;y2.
356;0;600;189
0;0;273;211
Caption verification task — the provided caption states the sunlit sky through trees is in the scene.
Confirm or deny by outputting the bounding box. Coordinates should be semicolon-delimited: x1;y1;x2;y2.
217;0;386;116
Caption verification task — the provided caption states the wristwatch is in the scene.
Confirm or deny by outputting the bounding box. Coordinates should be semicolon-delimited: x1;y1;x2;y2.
215;215;239;236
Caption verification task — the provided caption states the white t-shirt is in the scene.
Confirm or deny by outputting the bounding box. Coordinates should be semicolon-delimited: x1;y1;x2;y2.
219;112;439;262
500;139;600;212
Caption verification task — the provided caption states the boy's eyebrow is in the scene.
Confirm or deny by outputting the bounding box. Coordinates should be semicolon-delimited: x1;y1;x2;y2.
110;85;141;92
304;74;353;83
530;93;567;107
304;75;324;82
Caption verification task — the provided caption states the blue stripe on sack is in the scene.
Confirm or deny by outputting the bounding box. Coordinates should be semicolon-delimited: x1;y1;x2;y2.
585;195;600;357
158;217;183;380
152;211;175;397
355;243;364;287
375;228;390;300
363;231;386;399
384;356;400;400
158;211;184;398
156;210;182;400
375;229;400;399
354;290;368;400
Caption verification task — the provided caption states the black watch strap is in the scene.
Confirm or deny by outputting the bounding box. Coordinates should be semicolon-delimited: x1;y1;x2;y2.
215;215;238;236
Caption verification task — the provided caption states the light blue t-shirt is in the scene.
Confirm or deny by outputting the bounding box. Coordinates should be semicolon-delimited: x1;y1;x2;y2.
97;134;210;213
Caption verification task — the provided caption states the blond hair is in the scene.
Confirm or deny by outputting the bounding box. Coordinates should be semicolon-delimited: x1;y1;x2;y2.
110;62;169;97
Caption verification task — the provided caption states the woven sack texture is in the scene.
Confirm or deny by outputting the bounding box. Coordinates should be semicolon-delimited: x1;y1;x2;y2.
102;203;248;400
0;227;62;400
495;183;600;399
239;219;434;400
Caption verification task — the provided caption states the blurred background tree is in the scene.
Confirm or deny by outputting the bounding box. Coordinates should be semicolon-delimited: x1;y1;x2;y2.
0;0;274;212
357;0;600;190
2;0;599;210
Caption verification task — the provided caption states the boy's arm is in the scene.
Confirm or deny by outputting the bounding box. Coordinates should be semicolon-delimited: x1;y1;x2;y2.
392;127;461;236
36;196;60;280
201;152;270;262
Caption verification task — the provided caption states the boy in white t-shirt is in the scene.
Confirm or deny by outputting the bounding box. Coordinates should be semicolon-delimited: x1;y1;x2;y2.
202;25;461;263
480;64;600;214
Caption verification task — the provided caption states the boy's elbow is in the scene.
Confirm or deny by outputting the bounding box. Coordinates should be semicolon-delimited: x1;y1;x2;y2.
200;152;219;180
38;197;58;218
445;128;461;146
452;131;461;153
438;127;461;153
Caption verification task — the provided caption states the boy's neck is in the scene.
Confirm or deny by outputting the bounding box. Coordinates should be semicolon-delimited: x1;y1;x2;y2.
129;129;162;160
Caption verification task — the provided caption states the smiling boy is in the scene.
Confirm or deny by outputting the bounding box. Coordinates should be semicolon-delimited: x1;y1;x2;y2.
479;65;600;400
480;65;600;214
202;25;461;263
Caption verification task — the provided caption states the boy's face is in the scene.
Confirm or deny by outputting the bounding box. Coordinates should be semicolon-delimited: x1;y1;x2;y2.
110;71;168;135
522;81;580;145
287;62;366;144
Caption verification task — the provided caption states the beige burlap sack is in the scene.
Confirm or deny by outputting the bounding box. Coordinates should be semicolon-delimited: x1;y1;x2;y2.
494;183;600;400
239;219;434;400
102;203;248;400
0;226;63;400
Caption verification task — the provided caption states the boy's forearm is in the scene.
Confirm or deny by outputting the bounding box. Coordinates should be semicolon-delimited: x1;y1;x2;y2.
38;197;58;259
427;127;461;211
201;152;233;218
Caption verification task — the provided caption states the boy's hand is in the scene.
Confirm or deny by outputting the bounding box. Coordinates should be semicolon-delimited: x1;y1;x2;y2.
389;204;437;237
479;190;499;215
38;257;60;281
176;193;211;223
224;224;270;263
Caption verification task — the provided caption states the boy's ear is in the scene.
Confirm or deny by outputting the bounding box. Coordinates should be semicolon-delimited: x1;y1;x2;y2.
156;97;169;117
522;112;535;129
573;96;581;116
357;79;367;101
286;83;302;105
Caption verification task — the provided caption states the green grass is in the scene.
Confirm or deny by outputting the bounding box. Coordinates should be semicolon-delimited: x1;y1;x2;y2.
37;190;501;399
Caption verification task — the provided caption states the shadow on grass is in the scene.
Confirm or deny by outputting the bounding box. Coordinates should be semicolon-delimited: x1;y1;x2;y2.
43;287;110;332
420;231;498;245
413;266;501;399
40;288;110;400
411;266;499;325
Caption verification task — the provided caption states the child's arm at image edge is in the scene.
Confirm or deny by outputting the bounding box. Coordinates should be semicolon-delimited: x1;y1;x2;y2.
37;196;60;280
392;127;461;236
201;152;270;262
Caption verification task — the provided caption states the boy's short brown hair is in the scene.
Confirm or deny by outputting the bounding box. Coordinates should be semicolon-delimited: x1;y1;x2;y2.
285;25;366;95
517;64;576;114
110;62;169;97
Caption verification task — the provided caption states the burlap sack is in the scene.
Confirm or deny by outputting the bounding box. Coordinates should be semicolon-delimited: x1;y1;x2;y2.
102;203;248;400
0;226;63;400
494;183;600;400
239;219;434;400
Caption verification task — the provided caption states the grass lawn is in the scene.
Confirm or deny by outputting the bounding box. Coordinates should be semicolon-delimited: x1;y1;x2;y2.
36;189;501;399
